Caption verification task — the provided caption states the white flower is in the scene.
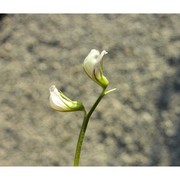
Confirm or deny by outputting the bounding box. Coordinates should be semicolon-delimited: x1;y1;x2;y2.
83;49;109;88
49;85;84;112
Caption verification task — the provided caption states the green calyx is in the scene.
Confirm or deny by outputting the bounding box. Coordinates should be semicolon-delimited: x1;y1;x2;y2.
59;91;85;112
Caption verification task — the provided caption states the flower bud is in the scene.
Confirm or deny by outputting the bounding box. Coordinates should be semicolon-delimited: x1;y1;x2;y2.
83;49;109;88
49;85;84;112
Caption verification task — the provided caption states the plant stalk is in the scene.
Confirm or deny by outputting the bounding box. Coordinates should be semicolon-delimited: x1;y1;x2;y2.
73;88;106;166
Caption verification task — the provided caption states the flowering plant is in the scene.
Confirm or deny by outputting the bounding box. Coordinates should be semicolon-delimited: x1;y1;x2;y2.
49;49;116;166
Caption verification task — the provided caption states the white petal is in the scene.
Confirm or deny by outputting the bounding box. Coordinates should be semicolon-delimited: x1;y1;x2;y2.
99;50;108;61
49;85;69;111
83;49;100;79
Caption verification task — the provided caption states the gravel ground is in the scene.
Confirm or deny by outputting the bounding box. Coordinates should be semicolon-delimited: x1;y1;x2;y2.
0;14;180;166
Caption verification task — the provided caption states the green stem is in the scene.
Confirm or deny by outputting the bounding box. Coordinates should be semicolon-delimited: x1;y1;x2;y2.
73;88;106;166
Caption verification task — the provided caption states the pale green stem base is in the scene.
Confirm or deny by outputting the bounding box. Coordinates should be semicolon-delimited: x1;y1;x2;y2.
73;88;106;166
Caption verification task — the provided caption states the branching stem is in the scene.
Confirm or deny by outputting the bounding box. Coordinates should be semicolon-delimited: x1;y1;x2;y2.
73;88;106;166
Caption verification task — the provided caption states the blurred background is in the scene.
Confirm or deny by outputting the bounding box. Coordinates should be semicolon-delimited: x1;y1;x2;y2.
0;14;180;166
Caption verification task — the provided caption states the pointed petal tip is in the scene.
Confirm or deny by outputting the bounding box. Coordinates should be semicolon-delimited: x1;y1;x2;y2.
103;50;108;54
49;85;56;92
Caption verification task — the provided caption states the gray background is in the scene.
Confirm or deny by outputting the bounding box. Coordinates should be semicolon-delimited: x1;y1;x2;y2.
0;14;180;166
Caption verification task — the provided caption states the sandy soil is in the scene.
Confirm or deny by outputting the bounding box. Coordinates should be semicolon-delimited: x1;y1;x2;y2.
0;14;180;166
